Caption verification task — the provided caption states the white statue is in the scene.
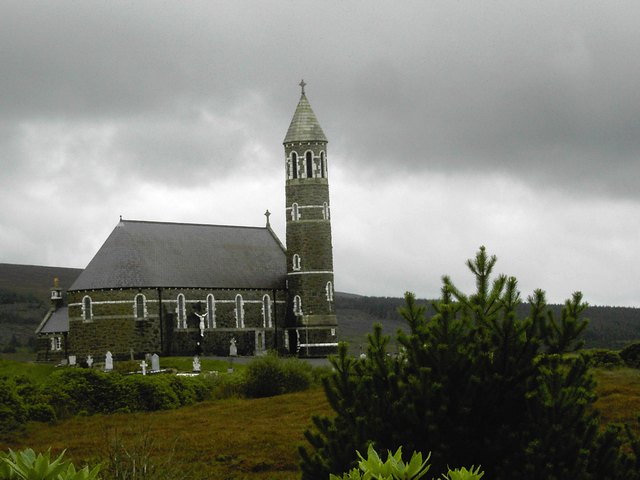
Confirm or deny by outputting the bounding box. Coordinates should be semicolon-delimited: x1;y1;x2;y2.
86;355;93;368
194;311;207;337
192;356;201;373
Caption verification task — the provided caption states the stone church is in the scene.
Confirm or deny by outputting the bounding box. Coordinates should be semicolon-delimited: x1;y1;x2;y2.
36;83;338;360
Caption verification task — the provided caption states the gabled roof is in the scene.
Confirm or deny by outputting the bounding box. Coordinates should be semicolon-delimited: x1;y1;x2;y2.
36;307;69;334
70;220;287;291
283;93;327;144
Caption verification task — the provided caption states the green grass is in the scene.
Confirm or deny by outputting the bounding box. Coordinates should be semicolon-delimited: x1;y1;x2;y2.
0;361;637;479
0;388;333;480
0;359;56;382
593;367;640;431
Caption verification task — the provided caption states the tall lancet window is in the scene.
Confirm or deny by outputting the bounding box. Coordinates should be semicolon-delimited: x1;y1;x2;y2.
293;254;301;271
293;295;303;316
320;151;326;178
305;151;313;178
262;295;272;328
82;296;93;322
207;294;216;328
235;294;245;328
135;294;146;319
176;294;186;329
291;203;300;221
326;281;334;302
291;152;298;179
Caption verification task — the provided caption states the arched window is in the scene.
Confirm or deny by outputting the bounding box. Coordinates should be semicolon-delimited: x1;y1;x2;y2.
323;202;330;220
235;294;244;328
176;294;186;329
291;152;298;179
291;203;300;221
305;151;313;178
293;254;301;271
207;294;216;328
293;295;303;316
326;281;334;302
262;295;272;328
320;151;326;178
134;294;146;319
82;295;92;322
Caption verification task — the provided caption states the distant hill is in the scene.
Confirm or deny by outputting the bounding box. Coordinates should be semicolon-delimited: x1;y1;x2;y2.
0;263;638;353
335;292;640;351
0;263;82;347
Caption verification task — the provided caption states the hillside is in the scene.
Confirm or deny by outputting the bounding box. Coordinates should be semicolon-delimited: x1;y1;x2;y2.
0;264;82;347
0;263;639;352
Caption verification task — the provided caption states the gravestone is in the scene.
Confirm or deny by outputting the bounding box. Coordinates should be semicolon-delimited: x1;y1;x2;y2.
140;360;147;376
86;355;93;368
68;355;76;366
151;353;160;372
105;351;113;371
193;356;201;373
229;337;237;356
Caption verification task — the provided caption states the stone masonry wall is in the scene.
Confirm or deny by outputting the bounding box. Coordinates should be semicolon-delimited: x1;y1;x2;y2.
67;287;287;358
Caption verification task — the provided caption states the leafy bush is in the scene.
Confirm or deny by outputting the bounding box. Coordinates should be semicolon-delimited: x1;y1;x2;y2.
330;445;484;480
244;352;312;398
0;378;27;435
583;349;624;368
620;342;640;368
0;448;100;480
300;247;639;480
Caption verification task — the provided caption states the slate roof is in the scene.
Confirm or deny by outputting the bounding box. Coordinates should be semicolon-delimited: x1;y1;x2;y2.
69;220;287;291
283;93;327;144
36;307;69;334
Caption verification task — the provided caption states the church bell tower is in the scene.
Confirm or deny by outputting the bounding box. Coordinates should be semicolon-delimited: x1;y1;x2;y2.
283;81;338;357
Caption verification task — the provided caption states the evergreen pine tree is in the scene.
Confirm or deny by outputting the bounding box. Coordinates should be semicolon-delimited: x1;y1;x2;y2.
299;247;638;480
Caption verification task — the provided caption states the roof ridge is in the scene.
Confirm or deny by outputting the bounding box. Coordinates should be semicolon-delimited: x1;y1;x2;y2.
120;218;269;231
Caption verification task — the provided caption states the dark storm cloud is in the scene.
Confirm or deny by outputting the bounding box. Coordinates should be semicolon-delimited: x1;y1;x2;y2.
1;0;639;305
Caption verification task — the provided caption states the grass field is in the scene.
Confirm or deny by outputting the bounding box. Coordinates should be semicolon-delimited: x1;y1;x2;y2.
0;364;638;479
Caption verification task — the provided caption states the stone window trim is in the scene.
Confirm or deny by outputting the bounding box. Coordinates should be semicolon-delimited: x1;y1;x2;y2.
322;202;330;220
326;281;334;302
176;294;187;329
293;295;303;316
82;295;93;322
320;151;327;178
304;150;314;179
292;253;301;271
290;151;299;179
262;294;272;328
206;294;216;329
134;293;148;320
290;203;300;221
235;294;245;328
50;336;63;351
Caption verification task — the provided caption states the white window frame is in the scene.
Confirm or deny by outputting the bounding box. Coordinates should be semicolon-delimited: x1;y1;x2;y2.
176;294;187;329
262;294;272;328
82;295;93;322
207;294;216;328
235;294;245;328
134;293;147;320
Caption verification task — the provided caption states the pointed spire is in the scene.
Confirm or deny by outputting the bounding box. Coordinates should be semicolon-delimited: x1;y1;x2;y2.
283;80;327;144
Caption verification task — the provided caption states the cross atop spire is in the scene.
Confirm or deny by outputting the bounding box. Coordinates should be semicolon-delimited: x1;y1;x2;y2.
264;209;271;227
299;79;306;95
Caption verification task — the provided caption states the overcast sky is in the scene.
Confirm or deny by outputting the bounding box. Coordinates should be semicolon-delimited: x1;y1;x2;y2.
1;1;639;307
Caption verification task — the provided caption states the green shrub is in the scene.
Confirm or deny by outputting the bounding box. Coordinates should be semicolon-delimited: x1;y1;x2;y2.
620;342;640;368
583;349;624;368
0;378;28;435
244;352;312;398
